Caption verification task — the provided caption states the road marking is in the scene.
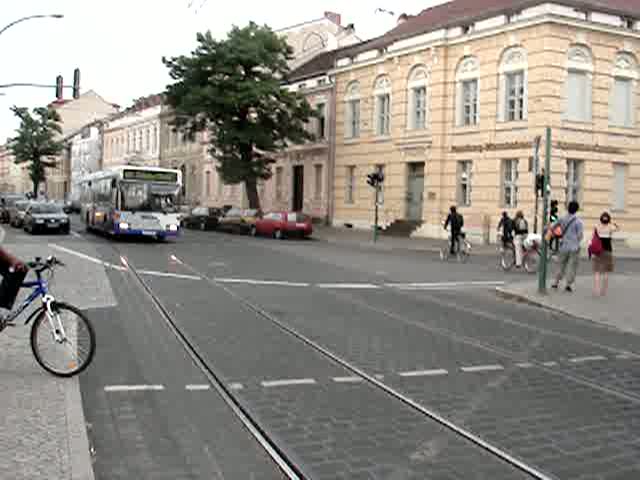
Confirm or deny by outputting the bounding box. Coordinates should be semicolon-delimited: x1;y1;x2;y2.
568;355;607;364
332;376;363;383
398;369;449;377
461;364;505;373
50;244;127;271
616;353;636;360
261;378;317;388
70;231;83;239
387;281;506;290
104;385;164;392
169;254;183;265
316;283;381;289
374;374;385;380
516;362;535;368
542;361;558;367
214;278;310;287
138;270;202;281
185;384;211;391
229;382;244;391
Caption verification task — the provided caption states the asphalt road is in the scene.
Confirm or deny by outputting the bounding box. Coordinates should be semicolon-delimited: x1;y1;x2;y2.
5;219;640;479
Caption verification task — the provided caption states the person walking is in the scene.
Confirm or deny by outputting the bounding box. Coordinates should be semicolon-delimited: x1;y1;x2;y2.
551;201;583;292
591;212;618;297
497;211;514;248
513;211;529;268
444;206;464;255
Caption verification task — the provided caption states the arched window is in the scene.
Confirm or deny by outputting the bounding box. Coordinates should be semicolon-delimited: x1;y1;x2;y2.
455;56;480;126
407;66;429;130
344;81;361;138
373;75;391;136
565;45;593;122
498;47;528;122
610;52;638;127
303;32;325;52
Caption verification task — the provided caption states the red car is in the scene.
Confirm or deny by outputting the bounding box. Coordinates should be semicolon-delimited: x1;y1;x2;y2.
251;211;313;239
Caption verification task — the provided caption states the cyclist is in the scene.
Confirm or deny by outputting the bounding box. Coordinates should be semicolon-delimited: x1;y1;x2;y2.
0;247;28;324
497;211;514;248
513;211;529;268
444;206;464;255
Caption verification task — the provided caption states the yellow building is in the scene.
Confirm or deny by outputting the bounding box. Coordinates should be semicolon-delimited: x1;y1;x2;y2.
329;0;640;246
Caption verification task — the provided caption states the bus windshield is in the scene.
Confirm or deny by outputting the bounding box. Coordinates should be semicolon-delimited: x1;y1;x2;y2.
120;182;179;213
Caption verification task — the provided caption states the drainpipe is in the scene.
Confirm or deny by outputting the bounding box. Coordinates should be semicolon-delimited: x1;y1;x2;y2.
326;75;337;226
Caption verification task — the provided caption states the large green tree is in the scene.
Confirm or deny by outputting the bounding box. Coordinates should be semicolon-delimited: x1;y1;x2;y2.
162;22;315;210
8;106;64;196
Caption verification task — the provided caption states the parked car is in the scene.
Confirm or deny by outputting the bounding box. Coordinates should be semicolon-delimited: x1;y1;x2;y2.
1;194;25;224
23;202;70;235
183;207;223;231
251;211;313;239
218;207;261;234
9;200;32;228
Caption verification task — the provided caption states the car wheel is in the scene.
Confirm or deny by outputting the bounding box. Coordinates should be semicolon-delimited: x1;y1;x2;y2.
274;229;284;240
250;225;257;237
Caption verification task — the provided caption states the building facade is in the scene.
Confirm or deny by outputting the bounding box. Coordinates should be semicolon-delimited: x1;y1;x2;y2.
329;0;640;246
65;120;105;205
0;146;14;193
102;94;162;169
46;90;119;199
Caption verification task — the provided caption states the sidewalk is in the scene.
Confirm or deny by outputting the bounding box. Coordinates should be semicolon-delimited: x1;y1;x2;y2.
497;274;640;334
314;226;640;259
0;241;116;480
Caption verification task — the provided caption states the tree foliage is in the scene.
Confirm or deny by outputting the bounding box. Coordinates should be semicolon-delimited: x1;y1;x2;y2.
162;22;315;209
8;106;64;196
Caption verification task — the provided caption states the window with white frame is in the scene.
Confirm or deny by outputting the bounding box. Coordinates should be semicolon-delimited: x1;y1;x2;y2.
457;161;472;206
373;75;391;136
498;47;528;122
613;163;627;210
456;56;480;126
344;82;361;138
566;159;583;204
345;166;355;204
502;159;518;207
407;66;428;130
314;164;323;200
275;166;284;200
315;103;326;139
610;52;638;127
565;45;593;122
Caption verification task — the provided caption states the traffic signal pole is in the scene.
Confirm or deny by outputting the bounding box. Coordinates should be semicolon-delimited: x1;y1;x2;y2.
373;190;379;243
537;127;552;294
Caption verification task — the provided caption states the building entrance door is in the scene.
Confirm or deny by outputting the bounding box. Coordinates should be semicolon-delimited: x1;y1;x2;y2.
406;162;425;221
292;165;304;212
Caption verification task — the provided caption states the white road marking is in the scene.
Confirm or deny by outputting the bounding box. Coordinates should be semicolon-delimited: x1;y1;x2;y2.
387;281;506;290
120;256;129;268
169;254;183;265
228;383;244;391
399;369;449;377
374;374;385;380
316;283;380;289
70;231;83;239
138;270;202;281
542;361;558;367
104;385;164;392
616;353;636;360
568;355;607;364
332;376;363;383
261;378;317;388
214;278;310;287
49;244;127;271
461;364;505;373
516;362;535;368
185;384;211;391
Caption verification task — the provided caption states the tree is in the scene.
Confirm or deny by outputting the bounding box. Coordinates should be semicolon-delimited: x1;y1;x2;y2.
162;22;315;210
8;106;64;197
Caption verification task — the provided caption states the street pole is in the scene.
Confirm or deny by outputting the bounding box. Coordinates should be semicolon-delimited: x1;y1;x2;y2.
0;14;64;38
373;186;379;243
537;127;552;294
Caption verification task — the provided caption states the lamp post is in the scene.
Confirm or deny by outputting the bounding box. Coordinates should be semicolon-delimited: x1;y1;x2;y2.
0;14;64;38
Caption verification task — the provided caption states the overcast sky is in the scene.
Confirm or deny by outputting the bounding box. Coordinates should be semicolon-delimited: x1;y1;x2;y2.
0;0;442;143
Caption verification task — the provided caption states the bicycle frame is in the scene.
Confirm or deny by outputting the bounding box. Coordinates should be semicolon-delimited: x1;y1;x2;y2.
4;277;58;329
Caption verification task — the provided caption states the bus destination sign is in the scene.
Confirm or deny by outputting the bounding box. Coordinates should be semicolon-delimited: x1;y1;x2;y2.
122;170;178;183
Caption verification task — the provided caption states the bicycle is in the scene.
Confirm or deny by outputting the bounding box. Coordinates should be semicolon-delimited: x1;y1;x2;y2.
439;230;471;263
499;234;544;274
0;256;96;377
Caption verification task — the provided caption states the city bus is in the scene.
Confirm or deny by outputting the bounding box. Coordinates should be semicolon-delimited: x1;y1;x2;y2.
79;165;182;240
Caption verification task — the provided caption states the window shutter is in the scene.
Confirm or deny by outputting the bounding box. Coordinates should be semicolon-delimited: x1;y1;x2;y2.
455;82;464;126
565;72;577;120
609;79;618;125
497;74;506;122
522;70;529;120
344;102;351;138
585;73;593;121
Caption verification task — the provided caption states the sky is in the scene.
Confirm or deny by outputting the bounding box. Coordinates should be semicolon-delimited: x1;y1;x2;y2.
0;0;443;143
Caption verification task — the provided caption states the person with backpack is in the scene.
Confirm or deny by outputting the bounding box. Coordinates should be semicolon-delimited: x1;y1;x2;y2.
551;201;584;292
444;206;464;255
513;211;529;268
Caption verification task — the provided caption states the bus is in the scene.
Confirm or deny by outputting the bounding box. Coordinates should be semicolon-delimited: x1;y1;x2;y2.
79;165;182;240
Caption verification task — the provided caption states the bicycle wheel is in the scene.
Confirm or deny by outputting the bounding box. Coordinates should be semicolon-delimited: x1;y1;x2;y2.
30;302;96;377
500;245;516;271
458;243;471;263
439;246;449;261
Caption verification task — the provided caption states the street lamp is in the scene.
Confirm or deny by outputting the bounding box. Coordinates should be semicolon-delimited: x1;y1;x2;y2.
0;14;64;37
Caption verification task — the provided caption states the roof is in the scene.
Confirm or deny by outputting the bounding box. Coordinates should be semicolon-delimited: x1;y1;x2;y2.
337;0;640;59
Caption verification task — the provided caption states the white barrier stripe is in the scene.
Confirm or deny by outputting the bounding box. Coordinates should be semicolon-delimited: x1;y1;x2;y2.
568;355;607;364
214;278;310;287
185;384;210;391
332;376;363;383
138;270;202;281
261;378;316;388
316;283;380;289
398;369;449;377
461;365;505;373
104;385;164;392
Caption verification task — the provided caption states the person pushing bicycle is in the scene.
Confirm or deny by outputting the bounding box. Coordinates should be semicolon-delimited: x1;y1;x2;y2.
444;206;464;255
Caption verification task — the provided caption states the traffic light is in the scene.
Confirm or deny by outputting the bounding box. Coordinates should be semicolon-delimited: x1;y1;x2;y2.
367;170;385;188
72;68;81;99
55;75;63;100
535;173;544;195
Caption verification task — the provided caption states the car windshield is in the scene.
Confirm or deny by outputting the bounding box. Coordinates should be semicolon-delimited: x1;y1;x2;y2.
16;201;30;211
31;204;63;214
120;182;179;213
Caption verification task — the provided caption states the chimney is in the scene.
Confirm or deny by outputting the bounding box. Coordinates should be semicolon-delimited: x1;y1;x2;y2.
397;13;409;25
324;11;341;26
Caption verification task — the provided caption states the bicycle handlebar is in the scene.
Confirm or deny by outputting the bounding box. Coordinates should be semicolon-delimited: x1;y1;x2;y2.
26;255;65;273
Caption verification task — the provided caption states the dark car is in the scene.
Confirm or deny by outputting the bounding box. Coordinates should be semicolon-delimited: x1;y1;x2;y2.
23;202;70;235
9;200;32;228
1;194;26;224
184;207;222;231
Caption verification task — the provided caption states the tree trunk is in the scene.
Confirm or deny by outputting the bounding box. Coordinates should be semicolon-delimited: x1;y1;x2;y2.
245;178;261;211
32;180;39;198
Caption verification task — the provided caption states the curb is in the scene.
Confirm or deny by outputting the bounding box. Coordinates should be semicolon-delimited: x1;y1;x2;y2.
64;376;95;480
